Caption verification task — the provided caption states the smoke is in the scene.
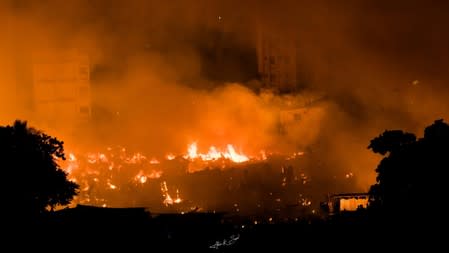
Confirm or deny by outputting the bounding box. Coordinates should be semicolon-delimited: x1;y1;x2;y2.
2;0;449;194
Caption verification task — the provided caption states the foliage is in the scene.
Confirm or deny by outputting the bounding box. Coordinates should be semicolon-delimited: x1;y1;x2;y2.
368;119;449;218
0;120;78;217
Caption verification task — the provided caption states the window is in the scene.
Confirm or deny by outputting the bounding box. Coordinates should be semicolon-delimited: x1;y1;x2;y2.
294;113;301;121
79;65;89;81
79;106;90;114
79;86;89;96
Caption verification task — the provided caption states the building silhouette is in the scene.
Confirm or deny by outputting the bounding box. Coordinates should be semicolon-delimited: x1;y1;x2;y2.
31;48;91;128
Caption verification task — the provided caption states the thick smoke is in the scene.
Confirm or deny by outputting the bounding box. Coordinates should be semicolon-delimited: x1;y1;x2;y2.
2;0;449;193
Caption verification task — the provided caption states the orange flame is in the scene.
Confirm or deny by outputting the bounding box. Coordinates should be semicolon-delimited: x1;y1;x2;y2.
183;142;249;163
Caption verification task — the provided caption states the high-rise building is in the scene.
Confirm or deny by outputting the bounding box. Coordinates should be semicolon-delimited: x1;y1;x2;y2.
257;30;298;93
31;48;91;129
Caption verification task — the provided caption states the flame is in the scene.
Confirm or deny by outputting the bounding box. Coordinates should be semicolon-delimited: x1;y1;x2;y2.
126;152;146;164
149;158;160;164
68;153;77;161
134;169;162;184
166;153;176;160
184;142;199;160
134;171;148;184
183;142;249;163
174;189;182;204
107;181;117;190
87;152;109;164
260;150;267;160
62;142;305;207
148;170;162;179
161;181;182;206
161;181;173;206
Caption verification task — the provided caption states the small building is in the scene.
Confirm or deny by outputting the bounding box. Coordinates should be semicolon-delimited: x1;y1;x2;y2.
325;193;369;215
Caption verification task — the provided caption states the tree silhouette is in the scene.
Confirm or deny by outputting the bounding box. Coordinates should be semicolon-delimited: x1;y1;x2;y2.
0;120;79;219
368;119;449;219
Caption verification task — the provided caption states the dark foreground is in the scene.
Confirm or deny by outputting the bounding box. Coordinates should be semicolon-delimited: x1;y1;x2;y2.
6;206;443;252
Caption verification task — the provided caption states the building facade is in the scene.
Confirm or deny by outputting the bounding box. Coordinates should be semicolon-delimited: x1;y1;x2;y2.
31;48;91;129
257;31;298;93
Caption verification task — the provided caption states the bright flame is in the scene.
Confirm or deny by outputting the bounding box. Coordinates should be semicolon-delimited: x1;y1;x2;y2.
223;144;249;163
134;171;148;184
68;153;77;161
184;142;199;160
183;142;249;163
174;189;182;204
161;181;173;206
166;153;176;160
107;182;117;190
161;181;182;206
149;158;160;164
62;143;305;207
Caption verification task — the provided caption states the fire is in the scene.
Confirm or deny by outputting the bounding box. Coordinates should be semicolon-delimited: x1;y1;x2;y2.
183;142;249;163
134;169;162;184
149;158;160;164
260;150;267;160
161;181;182;206
61;142;306;207
174;189;182;204
107;180;117;190
166;153;176;160
126;152;146;164
68;153;77;162
134;170;148;184
148;170;162;179
87;153;109;164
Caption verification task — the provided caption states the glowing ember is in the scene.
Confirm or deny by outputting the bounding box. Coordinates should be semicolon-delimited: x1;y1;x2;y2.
68;153;77;161
166;153;176;160
260;150;267;160
126;152;147;164
107;182;117;190
139;176;147;184
134;171;148;184
148;170;162;179
174;189;182;204
149;158;160;164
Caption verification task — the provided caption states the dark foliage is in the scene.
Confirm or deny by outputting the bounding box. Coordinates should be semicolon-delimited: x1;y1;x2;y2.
0;120;79;219
368;119;449;220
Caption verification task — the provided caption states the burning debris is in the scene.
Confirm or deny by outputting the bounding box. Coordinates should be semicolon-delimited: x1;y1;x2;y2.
61;141;357;219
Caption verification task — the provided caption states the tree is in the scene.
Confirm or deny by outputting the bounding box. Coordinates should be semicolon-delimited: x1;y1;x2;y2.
0;120;79;219
368;119;449;220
